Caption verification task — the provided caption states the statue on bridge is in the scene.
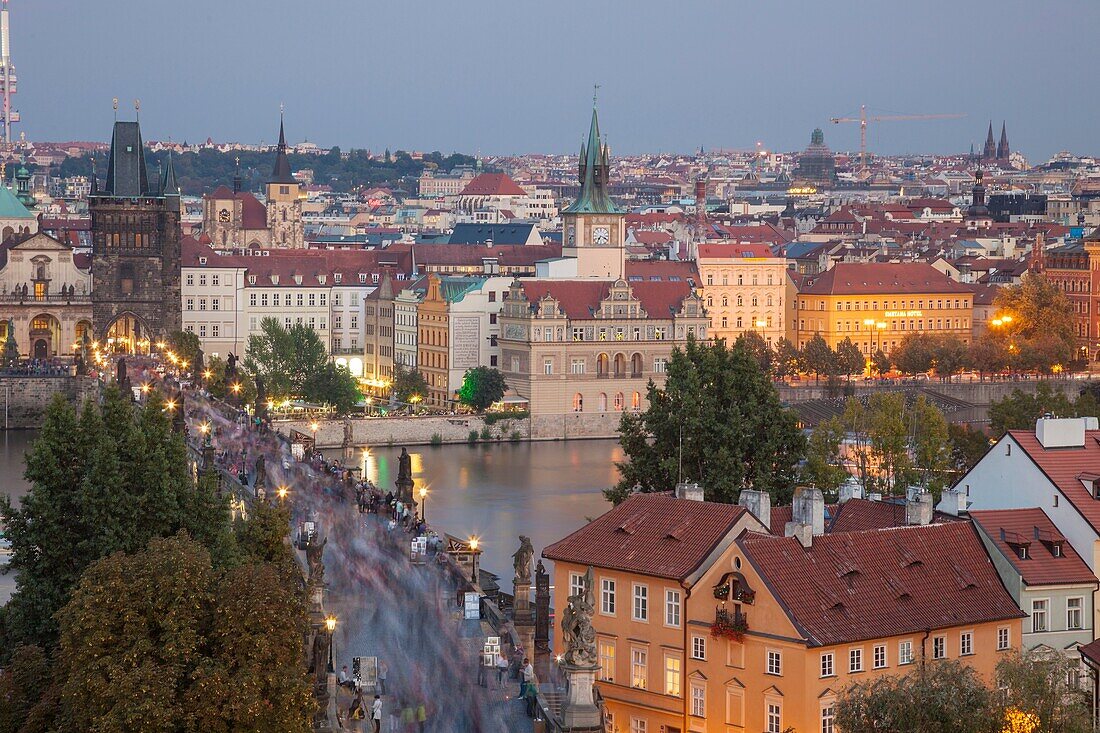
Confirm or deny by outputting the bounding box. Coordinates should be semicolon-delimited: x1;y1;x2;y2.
253;454;267;500
512;535;534;586
255;375;268;422
560;567;597;668
2;319;17;370
395;447;414;504
116;358;132;399
306;535;327;587
225;352;238;379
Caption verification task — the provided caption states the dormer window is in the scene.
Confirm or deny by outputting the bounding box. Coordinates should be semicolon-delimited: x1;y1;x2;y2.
319;275;327;285
248;275;256;285
271;275;280;285
334;273;342;283
1053;544;1062;557
359;273;367;283
198;257;207;265
1018;546;1028;560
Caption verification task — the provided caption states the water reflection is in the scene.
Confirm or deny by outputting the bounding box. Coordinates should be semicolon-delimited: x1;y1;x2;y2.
0;430;35;508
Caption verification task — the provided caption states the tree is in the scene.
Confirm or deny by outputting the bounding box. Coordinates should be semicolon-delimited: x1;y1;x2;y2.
802;333;837;383
989;384;1075;437
929;335;968;382
457;366;507;411
0;644;56;732
909;396;953;497
996;651;1092;733
53;533;312;733
773;337;802;380
836;660;1002;733
891;333;934;376
609;337;806;505
994;275;1077;373
835;337;866;380
303;361;361;414
841;393;916;496
391;365;429;404
948;423;992;474
967;334;1009;381
802;416;849;495
734;331;773;376
167;329;202;371
871;349;891;377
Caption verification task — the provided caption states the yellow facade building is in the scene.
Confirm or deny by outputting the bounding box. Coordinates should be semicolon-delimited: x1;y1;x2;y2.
697;243;788;345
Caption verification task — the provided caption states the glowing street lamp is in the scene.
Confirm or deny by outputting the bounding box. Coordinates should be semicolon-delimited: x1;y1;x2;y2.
230;381;242;395
468;536;479;552
418;486;428;522
203;369;213;381
754;319;767;329
277;486;288;501
164;399;177;412
324;616;337;673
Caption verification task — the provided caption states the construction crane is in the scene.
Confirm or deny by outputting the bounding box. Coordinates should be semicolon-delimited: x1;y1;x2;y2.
830;105;965;172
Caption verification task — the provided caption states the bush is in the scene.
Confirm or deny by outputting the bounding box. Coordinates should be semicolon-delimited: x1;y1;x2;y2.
484;410;529;425
479;427;492;441
509;430;522;443
467;430;479;445
429;433;443;446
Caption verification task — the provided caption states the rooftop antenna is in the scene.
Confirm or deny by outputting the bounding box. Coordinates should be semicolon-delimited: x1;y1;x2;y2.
593;83;600;107
134;98;140;121
112;97;118;122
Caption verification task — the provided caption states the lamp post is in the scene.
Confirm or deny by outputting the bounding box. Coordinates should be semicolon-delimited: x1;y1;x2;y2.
863;319;876;375
325;615;337;674
418;486;428;522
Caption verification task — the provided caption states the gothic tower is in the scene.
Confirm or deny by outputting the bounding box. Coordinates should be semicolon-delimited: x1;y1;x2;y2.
90;119;182;349
561;103;625;279
996;121;1010;162
265;114;303;248
982;121;996;161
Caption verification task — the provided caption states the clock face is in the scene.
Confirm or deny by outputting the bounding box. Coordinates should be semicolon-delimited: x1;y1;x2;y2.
218;208;231;223
592;226;610;245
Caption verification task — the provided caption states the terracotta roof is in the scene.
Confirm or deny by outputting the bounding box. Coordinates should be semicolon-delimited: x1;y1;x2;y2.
543;494;748;581
625;259;699;283
629;230;673;246
388;242;561;269
1006;428;1100;535
739;522;1025;647
518;277;696;321
969;508;1097;587
801;262;974;296
203;186;269;230
767;498;963;536
1080;637;1100;666
458;173;527;197
180;237;413;284
697;242;775;259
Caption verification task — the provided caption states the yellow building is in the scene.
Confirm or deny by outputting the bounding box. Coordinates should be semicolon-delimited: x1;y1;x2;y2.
697;243;788;345
793;262;974;358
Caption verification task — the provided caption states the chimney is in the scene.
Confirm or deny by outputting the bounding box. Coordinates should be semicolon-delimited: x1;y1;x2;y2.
838;477;863;504
906;490;934;526
738;489;771;531
936;487;968;517
675;481;704;502
1035;417;1088;449
785;486;824;547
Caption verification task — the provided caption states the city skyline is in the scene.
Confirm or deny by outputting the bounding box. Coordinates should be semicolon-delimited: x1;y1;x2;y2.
9;0;1098;159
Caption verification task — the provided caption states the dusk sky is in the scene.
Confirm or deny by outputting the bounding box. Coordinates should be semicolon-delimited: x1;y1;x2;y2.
12;0;1097;160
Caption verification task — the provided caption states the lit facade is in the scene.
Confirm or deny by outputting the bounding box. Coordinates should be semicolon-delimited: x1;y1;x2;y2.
697;243;787;345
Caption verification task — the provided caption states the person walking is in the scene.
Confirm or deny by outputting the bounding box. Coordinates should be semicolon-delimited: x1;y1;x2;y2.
521;657;536;704
371;694;383;733
378;659;388;695
348;688;364;723
416;700;427;732
495;650;509;688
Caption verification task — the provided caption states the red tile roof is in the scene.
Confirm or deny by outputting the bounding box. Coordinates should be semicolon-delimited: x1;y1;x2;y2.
387;242;561;269
625;259;699;283
518;277;696;321
767;498;963;536
739;522;1025;647
969;508;1097;587
801;262;974;296
543;494;749;581
697;242;775;259
203;185;269;229
1007;429;1100;535
458;173;527;197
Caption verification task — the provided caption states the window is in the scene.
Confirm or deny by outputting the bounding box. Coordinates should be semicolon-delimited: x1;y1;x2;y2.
212;298;220;311
898;640;913;665
186;298;194;311
1032;599;1048;632
598;640;615;682
250;293;256;306
630;718;646;733
820;652;834;678
186;273;194;286
601;578;616;615
665;589;681;627
570;358;586;374
766;650;782;676
849;648;863;672
997;627;1010;651
569;573;584;599
960;631;973;656
691;635;706;661
664;655;681;696
766;702;782;733
690;682;705;717
633;584;648;622
631;649;647;689
211;324;219;337
543;359;553;375
821;703;836;733
933;636;946;660
1068;597;1084;630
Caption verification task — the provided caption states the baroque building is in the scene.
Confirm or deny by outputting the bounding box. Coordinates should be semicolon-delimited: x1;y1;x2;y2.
90;119;182;349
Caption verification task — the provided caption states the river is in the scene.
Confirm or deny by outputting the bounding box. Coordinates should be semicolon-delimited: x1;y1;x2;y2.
1;431;619;591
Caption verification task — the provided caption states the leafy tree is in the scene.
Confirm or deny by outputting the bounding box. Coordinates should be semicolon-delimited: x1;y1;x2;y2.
802;333;837;383
841;393;917;496
929;334;968;382
948;423;992;474
303;361;361;414
802;416;849;495
773;337;802;379
994;275;1077;373
167;329;203;370
836;660;1001;733
892;333;934;376
734;331;773;375
835;337;865;380
989;384;1075;437
967;334;1009;381
909;396;953;496
0;644;55;732
871;348;891;377
457;366;507;411
996;651;1092;733
609;337;806;505
53;533;312;733
391;365;429;404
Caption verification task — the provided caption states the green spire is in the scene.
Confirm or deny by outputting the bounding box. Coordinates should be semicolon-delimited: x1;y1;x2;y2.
563;103;621;215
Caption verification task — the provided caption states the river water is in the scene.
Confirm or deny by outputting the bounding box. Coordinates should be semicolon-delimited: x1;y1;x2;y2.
1;431;619;590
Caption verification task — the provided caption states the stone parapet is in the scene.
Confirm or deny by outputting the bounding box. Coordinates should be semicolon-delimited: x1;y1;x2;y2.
0;375;100;429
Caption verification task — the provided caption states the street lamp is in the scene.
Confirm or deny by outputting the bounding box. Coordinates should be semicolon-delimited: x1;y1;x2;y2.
418;486;428;522
324;616;337;673
277;486;288;501
468;536;479;552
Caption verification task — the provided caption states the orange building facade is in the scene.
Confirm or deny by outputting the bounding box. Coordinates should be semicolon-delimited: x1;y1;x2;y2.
545;491;1024;733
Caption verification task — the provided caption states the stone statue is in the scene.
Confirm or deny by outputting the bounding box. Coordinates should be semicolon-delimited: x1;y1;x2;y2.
225;352;238;379
398;447;412;484
1;319;17;369
172;389;186;434
512;535;534;586
255;375;267;419
561;567;598;668
253;454;267;499
306;536;327;586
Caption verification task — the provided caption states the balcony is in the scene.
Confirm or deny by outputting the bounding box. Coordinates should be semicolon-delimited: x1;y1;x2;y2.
0;292;91;304
711;606;749;642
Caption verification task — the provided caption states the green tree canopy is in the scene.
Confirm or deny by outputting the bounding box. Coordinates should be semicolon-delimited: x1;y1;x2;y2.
835;337;866;380
167;329;203;371
988;383;1080;437
734;331;773;375
205;354;257;406
892;333;934;376
994;275;1078;372
996;651;1092;733
929;334;968;381
948;423;992;474
773;337;802;380
609;337;806;504
303;361;361;414
457;366;507;411
391;365;430;404
967;334;1009;380
802;333;837;382
245;318;359;411
802;416;849;495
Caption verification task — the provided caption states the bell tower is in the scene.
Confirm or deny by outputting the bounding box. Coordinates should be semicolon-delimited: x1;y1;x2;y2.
265;111;303;248
561;98;625;279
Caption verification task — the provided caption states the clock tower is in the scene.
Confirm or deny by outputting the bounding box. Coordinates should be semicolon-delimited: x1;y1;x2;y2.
562;104;625;279
266;113;304;248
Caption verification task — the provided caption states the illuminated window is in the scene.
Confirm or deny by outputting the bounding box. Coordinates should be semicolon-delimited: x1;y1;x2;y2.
631;648;647;690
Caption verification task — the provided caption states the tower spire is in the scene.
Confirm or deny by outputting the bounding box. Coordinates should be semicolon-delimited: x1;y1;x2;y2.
269;107;294;184
982;120;996;160
562;94;621;215
997;121;1009;161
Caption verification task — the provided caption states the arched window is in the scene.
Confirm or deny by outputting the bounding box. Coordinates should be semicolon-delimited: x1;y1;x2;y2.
613;353;626;377
722;296;728;307
631;391;641;410
631;352;643;377
573;393;584;412
598;393;608;412
752;296;758;307
736;295;743;307
613;392;624;411
766;295;773;306
707;296;713;307
597;353;610;377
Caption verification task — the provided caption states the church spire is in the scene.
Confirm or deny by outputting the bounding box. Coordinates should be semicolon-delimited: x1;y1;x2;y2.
562;98;621;215
982;121;996;160
161;150;179;198
997;121;1009;161
269;109;294;184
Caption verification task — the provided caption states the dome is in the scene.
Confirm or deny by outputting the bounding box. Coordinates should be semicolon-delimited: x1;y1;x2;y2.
794;128;836;185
